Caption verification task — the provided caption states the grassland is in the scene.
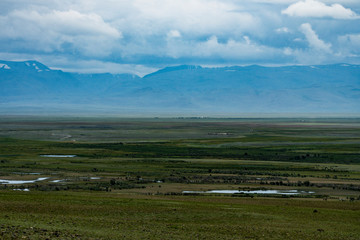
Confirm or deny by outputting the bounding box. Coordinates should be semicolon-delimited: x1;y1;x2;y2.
0;117;359;239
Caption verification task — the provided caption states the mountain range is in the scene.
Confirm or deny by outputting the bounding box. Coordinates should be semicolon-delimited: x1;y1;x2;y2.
1;60;359;116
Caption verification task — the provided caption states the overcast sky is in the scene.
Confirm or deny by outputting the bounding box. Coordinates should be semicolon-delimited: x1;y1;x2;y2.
0;0;359;75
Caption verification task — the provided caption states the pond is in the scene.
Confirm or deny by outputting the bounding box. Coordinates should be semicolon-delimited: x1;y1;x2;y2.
50;179;63;183
13;188;30;192
182;189;314;195
0;177;49;185
40;155;77;158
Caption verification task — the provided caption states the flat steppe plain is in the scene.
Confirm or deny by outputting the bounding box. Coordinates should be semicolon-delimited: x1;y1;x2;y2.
0;117;359;239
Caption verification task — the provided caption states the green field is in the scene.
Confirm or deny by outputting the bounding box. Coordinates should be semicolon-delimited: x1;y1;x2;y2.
0;117;359;239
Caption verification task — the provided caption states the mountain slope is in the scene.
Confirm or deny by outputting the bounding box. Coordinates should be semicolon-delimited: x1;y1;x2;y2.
1;60;359;114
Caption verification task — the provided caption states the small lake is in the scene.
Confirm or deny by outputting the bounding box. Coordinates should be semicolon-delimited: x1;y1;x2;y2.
0;177;49;184
40;155;77;158
13;188;30;192
182;189;314;195
50;179;63;183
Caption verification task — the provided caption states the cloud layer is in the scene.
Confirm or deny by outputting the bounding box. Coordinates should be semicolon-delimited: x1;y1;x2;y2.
300;23;332;52
0;9;121;57
282;0;358;19
0;0;359;74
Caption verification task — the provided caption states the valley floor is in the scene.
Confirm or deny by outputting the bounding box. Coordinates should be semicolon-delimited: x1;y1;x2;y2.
0;117;359;239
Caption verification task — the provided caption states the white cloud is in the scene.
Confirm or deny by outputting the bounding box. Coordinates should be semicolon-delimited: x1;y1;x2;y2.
243;36;251;45
300;23;332;52
280;22;339;65
0;9;121;56
282;0;359;19
252;0;359;4
113;0;259;39
338;33;360;57
339;33;360;48
166;35;281;60
283;47;293;55
167;30;181;39
41;0;261;60
276;27;291;33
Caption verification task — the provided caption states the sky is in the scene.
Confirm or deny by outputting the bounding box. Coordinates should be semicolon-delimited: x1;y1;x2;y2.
0;0;359;76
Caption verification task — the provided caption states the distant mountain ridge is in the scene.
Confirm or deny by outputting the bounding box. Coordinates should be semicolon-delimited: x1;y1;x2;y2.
1;60;359;115
144;65;202;78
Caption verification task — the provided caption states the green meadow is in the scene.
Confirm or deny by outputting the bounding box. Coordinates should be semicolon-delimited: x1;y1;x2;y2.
0;117;359;239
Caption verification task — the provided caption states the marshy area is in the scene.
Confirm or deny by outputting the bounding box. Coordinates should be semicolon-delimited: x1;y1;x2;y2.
0;116;359;239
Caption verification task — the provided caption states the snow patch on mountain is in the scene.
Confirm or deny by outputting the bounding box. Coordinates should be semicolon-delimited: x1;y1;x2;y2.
25;61;50;71
0;64;10;69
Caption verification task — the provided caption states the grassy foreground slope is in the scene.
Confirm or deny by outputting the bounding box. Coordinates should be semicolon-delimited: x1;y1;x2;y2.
0;117;359;239
0;191;359;240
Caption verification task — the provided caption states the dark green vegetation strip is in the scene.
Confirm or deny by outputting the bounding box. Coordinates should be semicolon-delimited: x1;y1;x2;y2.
54;141;360;164
1;135;359;164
